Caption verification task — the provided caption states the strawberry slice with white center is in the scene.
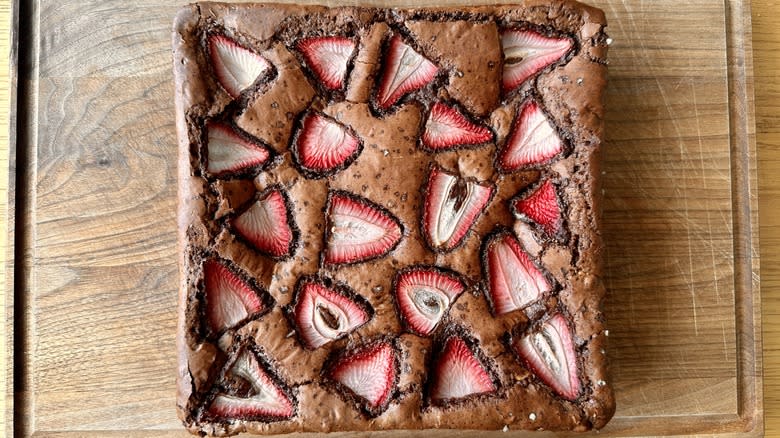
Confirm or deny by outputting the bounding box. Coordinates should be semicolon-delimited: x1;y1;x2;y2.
296;36;356;90
324;191;404;266
203;258;272;335
291;112;362;177
326;340;398;416
498;99;564;172
290;276;373;350
513;313;581;401
205;121;271;177
422;165;495;252
375;34;439;111
511;179;565;239
393;266;465;336
232;186;298;259
209;34;273;98
421;102;494;151
430;335;496;404
481;228;551;316
207;345;295;421
501;29;573;93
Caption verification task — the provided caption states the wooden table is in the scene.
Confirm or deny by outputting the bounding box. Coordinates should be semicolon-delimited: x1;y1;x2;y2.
751;1;780;433
2;0;780;435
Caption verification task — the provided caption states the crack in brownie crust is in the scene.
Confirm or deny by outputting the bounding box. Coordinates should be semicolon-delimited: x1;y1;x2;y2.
174;1;613;435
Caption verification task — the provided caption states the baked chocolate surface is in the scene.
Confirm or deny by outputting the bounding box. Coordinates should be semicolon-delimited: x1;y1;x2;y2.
173;2;613;435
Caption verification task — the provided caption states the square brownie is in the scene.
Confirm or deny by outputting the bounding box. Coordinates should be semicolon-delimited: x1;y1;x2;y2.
173;1;613;435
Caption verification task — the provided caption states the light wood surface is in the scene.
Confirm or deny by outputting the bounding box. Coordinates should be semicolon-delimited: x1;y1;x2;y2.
2;0;779;436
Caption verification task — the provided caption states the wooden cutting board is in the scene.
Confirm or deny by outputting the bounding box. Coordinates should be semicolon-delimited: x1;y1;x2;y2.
7;0;762;436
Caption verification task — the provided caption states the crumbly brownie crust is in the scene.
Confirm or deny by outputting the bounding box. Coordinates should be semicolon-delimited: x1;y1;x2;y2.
173;2;613;436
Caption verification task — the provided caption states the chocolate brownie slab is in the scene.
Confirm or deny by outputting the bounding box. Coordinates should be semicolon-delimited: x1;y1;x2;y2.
173;2;613;435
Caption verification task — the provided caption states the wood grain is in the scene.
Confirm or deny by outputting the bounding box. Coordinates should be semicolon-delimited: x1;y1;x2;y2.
752;0;780;435
0;0;10;436
4;0;768;436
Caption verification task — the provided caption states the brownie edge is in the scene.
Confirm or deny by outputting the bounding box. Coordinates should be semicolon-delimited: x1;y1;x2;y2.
174;1;613;436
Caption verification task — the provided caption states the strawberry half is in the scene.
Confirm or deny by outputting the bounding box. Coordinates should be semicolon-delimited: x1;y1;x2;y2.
481;228;551;316
512;313;581;401
323;191;404;266
422;165;495;252
291;111;363;178
429;335;497;405
421;102;494;151
325;339;399;417
497;99;564;172
296;36;356;90
501;28;573;93
205;121;272;178
202;258;273;336
289;276;373;350
375;34;439;111
393;266;466;336
232;185;299;259
510;178;566;240
209;34;273;98
206;343;296;421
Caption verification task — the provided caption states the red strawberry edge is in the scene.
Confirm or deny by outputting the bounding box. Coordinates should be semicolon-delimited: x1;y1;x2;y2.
288;110;364;179
230;184;300;260
495;99;566;173
509;176;569;243
479;226;554;316
200;255;275;338
391;265;467;337
322;190;405;268
202;337;297;422
372;33;440;115
207;33;276;99
284;275;375;350
202;120;278;179
323;337;400;418
508;313;582;401
426;327;500;407
295;35;358;93
420;101;495;152
421;163;496;254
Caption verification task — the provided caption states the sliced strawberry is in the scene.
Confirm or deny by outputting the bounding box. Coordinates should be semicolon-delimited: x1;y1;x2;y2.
202;258;272;335
421;102;493;151
375;34;439;111
205;121;271;177
501;28;573;93
497;99;564;172
393;266;466;336
430;335;496;404
232;186;298;259
291;112;362;178
290;276;373;350
207;344;295;421
326;340;398;417
481;228;551;316
209;34;273;98
512;313;581;401
511;179;565;239
323;191;404;266
422;165;495;252
296;36;356;90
